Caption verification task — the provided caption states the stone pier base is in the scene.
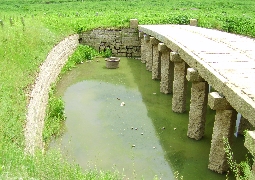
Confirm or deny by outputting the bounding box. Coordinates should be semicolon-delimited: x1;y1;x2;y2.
171;52;187;113
187;68;208;140
208;92;237;173
159;43;173;94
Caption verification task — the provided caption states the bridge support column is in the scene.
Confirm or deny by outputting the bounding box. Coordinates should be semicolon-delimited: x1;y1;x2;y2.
238;116;253;135
139;32;149;63
139;31;146;63
208;92;237;173
171;52;187;113
151;37;160;80
244;131;255;174
158;43;173;94
144;35;152;71
186;68;208;140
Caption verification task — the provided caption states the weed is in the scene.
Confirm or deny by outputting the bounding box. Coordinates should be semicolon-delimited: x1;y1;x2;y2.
224;137;254;180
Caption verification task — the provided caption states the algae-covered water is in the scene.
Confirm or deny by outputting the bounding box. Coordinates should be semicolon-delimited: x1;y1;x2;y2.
51;57;248;179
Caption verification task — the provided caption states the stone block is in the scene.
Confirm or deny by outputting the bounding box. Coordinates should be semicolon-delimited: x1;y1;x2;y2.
208;92;233;110
190;19;198;26
130;19;138;29
170;52;182;62
186;68;204;82
158;43;168;52
150;37;160;45
244;131;255;155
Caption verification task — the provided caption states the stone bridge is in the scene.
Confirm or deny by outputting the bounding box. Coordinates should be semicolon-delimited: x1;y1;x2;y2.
132;19;255;174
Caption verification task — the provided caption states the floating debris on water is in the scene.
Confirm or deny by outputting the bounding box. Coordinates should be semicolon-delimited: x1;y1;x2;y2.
135;128;138;130
120;102;125;106
153;93;156;95
131;127;134;130
162;127;165;130
132;145;136;147
153;146;156;149
141;133;143;135
174;128;177;130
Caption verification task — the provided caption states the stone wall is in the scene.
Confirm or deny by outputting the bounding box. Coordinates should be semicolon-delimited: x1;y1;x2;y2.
79;28;141;57
25;34;79;155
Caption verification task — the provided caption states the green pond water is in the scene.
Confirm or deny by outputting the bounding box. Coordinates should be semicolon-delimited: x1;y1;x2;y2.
51;57;249;179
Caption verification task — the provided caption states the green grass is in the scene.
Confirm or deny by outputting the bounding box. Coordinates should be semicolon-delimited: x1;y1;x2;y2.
1;0;255;178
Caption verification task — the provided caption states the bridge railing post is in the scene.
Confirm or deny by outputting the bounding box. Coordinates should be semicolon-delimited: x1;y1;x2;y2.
208;92;237;173
186;68;208;140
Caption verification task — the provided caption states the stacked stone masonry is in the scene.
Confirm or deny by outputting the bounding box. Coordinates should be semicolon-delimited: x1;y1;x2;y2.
79;28;141;57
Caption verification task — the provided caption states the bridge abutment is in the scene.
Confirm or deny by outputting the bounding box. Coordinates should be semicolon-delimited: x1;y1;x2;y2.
186;68;208;140
171;52;187;113
208;92;237;173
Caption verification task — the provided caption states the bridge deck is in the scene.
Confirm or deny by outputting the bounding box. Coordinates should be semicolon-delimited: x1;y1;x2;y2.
138;25;255;124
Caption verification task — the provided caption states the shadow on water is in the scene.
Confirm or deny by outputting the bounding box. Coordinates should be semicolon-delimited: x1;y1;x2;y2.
51;57;250;180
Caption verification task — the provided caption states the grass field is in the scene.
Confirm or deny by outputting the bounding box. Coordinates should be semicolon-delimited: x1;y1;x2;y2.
1;0;255;179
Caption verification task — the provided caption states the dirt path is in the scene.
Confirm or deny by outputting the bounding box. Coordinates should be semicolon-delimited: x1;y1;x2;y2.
24;34;79;155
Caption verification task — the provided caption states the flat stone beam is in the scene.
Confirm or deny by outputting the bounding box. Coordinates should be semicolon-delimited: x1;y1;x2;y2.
208;92;237;173
158;43;173;94
187;68;208;140
171;52;187;113
151;37;160;80
238;116;254;135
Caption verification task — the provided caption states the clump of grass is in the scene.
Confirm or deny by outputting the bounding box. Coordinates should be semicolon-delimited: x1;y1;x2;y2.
43;84;66;144
101;47;112;58
61;44;99;73
224;137;254;180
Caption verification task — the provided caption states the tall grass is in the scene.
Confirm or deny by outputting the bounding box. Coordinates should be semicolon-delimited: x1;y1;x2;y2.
1;0;255;178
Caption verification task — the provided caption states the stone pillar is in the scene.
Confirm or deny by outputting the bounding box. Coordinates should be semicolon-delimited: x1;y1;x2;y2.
171;52;187;113
139;31;146;63
190;19;198;26
144;35;152;71
186;68;208;140
158;43;173;94
130;19;138;29
151;37;160;80
142;34;151;66
244;131;255;175
208;92;237;173
238;116;253;135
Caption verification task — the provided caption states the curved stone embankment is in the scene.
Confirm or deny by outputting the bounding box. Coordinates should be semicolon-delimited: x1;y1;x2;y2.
24;34;79;155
